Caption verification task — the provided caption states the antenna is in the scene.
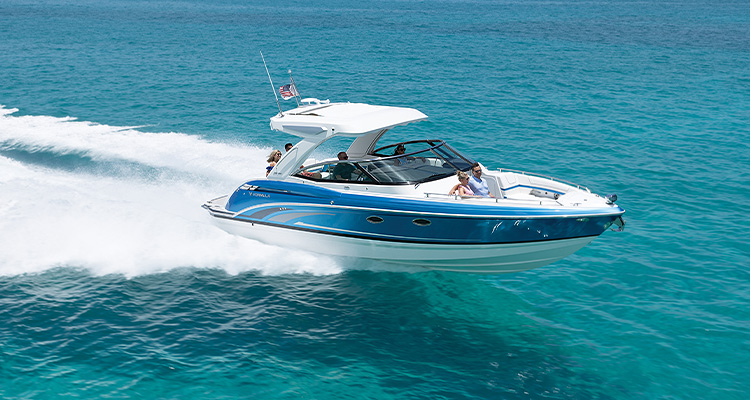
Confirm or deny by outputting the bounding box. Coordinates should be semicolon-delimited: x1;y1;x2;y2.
288;70;300;107
260;51;283;116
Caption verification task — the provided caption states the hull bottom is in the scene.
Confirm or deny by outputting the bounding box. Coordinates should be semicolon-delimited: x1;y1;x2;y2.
212;217;597;274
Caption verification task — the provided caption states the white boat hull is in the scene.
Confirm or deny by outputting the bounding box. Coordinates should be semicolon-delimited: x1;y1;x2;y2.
212;216;596;274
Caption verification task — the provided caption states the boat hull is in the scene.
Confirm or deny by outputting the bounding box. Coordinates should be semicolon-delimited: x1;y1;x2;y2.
204;180;623;274
210;213;597;273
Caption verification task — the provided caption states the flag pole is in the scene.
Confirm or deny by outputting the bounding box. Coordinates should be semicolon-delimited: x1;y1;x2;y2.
260;51;283;116
288;70;300;107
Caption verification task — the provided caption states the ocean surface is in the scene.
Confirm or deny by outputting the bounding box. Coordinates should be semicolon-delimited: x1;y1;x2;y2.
1;0;748;398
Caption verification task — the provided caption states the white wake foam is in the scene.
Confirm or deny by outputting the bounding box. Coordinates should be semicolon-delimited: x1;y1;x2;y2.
0;106;344;277
0;105;268;181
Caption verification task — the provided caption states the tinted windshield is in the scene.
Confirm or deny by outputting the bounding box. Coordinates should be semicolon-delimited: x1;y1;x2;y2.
294;140;475;184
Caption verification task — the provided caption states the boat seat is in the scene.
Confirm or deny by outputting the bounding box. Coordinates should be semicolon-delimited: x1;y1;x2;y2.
484;175;504;198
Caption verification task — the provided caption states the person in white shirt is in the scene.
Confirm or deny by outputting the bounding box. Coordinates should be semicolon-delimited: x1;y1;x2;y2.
467;163;494;198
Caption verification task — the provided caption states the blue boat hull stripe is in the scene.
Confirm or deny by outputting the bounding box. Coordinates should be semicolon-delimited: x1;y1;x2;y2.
232;201;623;220
210;213;600;245
293;221;460;242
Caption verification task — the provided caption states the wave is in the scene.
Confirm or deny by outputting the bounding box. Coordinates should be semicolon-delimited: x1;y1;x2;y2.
0;106;349;277
0;105;262;182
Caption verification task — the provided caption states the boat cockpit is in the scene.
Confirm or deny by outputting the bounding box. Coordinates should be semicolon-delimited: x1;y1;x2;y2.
292;139;476;185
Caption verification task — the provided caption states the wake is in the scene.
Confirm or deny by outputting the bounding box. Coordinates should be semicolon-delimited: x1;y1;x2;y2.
0;106;344;277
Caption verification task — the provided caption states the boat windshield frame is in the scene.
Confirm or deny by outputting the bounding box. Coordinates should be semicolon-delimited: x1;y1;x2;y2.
293;139;476;185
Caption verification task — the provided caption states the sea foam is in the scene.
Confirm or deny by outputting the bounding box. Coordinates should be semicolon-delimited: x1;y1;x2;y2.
0;107;344;277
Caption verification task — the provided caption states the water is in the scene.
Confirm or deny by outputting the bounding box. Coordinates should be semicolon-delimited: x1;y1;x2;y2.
1;0;748;398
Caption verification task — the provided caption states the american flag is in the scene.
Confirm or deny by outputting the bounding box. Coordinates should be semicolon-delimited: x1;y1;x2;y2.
279;84;298;100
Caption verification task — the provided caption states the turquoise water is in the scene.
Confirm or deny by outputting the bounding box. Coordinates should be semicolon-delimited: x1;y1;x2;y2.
1;0;748;398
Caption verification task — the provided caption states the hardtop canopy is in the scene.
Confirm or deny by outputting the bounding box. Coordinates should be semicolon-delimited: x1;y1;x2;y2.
269;102;427;137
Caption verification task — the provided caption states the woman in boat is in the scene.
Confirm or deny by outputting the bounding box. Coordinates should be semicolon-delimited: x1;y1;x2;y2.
266;149;282;176
449;171;476;196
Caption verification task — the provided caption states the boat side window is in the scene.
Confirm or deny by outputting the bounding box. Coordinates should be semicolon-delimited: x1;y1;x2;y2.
330;161;374;182
293;140;476;185
294;162;374;182
432;146;470;170
294;164;328;180
365;161;398;183
372;141;435;157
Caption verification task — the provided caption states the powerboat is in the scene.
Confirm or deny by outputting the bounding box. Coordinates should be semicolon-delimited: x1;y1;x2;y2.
203;99;625;273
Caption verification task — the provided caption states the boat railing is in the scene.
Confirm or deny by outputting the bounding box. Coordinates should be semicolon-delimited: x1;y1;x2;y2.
423;192;561;205
494;168;591;193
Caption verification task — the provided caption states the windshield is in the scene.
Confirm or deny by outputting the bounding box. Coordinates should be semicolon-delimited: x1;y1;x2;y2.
294;140;475;185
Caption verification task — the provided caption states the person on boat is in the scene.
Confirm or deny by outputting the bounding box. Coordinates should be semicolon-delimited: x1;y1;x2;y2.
393;144;408;165
449;171;477;196
393;144;426;165
467;163;495;198
266;149;282;177
333;151;355;180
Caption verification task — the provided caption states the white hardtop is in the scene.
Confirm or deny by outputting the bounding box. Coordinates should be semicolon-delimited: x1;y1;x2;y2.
269;101;427;137
267;100;428;180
